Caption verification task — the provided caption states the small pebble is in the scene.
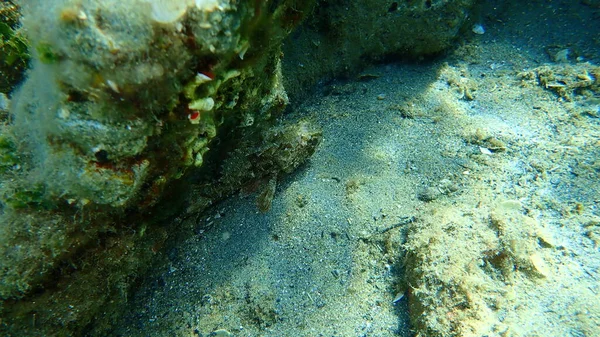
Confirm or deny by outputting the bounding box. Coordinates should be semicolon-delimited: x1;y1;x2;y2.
418;187;440;202
377;94;386;100
553;48;570;63
212;329;232;337
472;24;485;35
479;147;493;155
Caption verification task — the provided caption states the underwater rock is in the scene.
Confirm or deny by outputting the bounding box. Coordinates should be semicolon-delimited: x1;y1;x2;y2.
404;201;557;337
0;0;316;335
188;119;323;215
0;1;29;95
518;63;600;101
283;0;479;101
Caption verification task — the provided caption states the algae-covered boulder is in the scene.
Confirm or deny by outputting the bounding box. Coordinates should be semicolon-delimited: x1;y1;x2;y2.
0;1;29;95
283;0;479;100
0;0;316;335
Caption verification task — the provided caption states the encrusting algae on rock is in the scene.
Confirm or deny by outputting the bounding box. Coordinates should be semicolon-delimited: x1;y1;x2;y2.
0;1;29;95
0;0;318;335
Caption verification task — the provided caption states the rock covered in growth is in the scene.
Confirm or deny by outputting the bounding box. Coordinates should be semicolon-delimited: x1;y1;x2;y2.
0;1;29;95
13;0;231;207
518;63;600;102
189;119;323;214
404;201;559;337
283;0;479;100
0;0;315;335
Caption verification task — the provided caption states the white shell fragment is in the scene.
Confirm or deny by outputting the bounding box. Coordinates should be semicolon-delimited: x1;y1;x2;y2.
392;291;405;304
212;329;231;337
238;42;250;60
529;254;550;278
195;72;213;84
106;80;120;93
472;24;485;35
479;146;493;155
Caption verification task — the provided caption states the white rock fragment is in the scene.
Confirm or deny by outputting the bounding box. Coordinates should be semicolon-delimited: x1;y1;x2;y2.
472;24;485;35
106;80;120;93
479;146;493;155
529;253;550;278
57;107;70;119
77;10;87;21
